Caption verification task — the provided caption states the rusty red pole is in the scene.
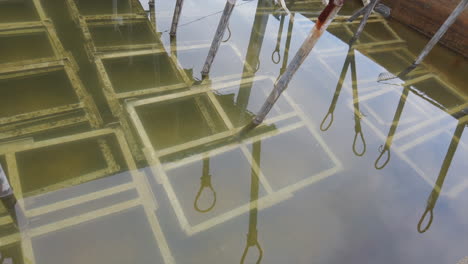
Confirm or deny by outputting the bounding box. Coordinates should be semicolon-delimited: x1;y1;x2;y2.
239;0;346;135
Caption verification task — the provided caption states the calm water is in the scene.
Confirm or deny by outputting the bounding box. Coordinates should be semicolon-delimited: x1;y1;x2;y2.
1;0;468;263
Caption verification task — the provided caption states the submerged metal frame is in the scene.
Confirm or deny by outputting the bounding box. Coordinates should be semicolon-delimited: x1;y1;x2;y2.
65;0;160;62
0;128;175;264
126;75;342;236
0;58;102;141
65;0;146;23
0;3;102;141
94;41;252;159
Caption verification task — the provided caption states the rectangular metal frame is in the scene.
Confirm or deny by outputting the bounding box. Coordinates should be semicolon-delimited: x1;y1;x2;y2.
0;127;175;264
0;58;102;141
0;21;74;68
0;0;103;141
94;41;252;159
65;0;151;60
126;75;342;236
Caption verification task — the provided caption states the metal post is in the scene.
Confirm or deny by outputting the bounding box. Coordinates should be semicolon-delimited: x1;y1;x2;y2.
399;0;468;78
239;0;345;135
379;0;468;81
349;0;380;44
240;141;263;264
169;0;185;36
201;0;237;78
418;120;465;233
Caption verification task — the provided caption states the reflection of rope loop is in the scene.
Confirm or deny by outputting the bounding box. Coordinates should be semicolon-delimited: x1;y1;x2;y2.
272;49;281;64
222;24;232;42
320;112;334;131
375;145;390;170
353;130;366;156
417;208;433;233
240;238;263;264
194;175;217;213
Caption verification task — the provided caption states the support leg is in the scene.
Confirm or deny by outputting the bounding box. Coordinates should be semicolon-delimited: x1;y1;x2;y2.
169;0;185;36
349;0;381;44
399;0;467;78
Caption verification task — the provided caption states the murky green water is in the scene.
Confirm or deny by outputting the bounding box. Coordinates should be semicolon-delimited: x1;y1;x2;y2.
1;0;468;263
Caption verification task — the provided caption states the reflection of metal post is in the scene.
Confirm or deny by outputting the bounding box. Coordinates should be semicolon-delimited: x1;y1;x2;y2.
271;15;285;64
350;48;366;156
278;13;294;76
169;0;185;36
320;46;366;155
240;0;345;135
349;0;380;44
241;141;263;264
375;87;410;169
236;0;270;124
418;120;465;233
201;0;237;78
320;46;353;131
194;158;217;213
0;164;25;229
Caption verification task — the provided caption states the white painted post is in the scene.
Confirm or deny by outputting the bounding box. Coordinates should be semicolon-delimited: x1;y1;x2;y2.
418;120;465;233
201;0;237;78
349;0;380;44
170;0;185;36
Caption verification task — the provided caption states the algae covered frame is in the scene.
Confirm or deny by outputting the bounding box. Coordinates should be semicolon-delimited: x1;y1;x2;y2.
0;127;175;264
126;75;343;236
0;58;103;141
0;3;103;141
65;0;160;63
